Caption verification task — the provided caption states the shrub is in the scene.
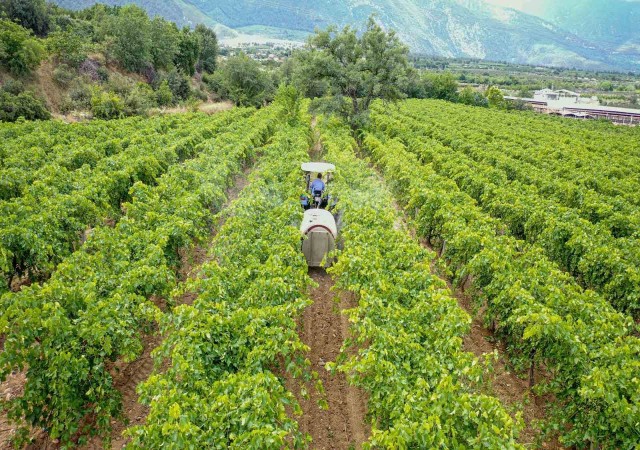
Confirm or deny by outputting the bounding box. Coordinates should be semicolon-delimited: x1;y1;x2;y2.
191;87;208;102
0;19;46;76
1;79;25;95
458;86;489;107
166;69;190;101
107;72;135;97
52;64;77;87
68;79;92;110
156;79;173;106
79;58;104;82
91;90;124;119
0;90;51;122
125;83;156;116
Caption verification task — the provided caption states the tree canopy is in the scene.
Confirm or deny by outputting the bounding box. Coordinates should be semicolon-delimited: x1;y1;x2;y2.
292;17;410;127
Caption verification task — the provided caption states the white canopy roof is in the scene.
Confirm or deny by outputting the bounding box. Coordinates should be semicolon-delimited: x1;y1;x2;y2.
301;162;335;173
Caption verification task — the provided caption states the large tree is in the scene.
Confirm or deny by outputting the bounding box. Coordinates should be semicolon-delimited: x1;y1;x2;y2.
194;24;218;74
102;5;151;73
208;52;271;107
1;0;50;36
293;17;410;127
149;17;179;71
174;27;199;76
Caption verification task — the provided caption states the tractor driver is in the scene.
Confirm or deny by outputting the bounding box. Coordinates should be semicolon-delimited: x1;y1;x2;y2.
310;173;325;195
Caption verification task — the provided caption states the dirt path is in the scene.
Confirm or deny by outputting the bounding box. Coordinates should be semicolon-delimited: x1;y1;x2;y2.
296;269;368;449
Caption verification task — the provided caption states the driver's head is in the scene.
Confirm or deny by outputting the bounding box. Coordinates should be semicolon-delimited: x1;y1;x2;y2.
317;173;323;179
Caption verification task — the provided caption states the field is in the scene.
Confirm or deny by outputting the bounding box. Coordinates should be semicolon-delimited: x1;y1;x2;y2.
1;99;639;449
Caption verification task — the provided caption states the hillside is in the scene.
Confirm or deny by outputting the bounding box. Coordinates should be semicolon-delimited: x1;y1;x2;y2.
52;0;640;71
489;0;640;50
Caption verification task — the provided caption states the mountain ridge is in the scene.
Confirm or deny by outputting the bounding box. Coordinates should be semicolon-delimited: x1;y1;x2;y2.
52;0;640;72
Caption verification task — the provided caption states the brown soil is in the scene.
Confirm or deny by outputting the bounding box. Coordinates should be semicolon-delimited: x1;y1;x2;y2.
294;269;369;450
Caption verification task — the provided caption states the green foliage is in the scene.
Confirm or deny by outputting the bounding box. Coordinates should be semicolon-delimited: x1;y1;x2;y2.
366;99;640;448
46;29;87;67
320;117;524;448
149;17;179;71
0;18;46;76
165;69;191;101
208;52;272;107
0;86;50;122
90;90;124;120
155;79;173;106
274;83;301;124
124;83;156;116
52;63;76;86
102;5;151;73
485;85;506;108
0;109;254;446
126;106;314;449
294;16;410;127
194;24;218;73
174;27;199;76
458;86;489;107
415;72;460;101
1;0;50;36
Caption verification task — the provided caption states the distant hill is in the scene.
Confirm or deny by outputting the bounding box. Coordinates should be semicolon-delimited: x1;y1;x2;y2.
52;0;640;72
492;0;640;47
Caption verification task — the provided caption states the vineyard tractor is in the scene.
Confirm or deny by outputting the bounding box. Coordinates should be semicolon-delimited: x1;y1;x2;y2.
300;162;338;267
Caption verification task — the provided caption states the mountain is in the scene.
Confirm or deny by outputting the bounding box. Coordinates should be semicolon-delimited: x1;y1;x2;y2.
51;0;640;72
489;0;640;51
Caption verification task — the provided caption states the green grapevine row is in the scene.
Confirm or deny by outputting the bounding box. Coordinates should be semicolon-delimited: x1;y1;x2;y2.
0;110;250;294
386;105;640;239
319;117;524;449
0;116;195;201
371;105;640;316
396;100;640;203
361;130;640;449
126;114;315;448
0;107;276;447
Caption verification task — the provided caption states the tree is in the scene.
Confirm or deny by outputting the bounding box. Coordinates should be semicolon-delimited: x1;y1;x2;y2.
0;19;46;76
102;5;151;73
458;86;488;107
485;85;505;108
421;72;459;101
208;52;271;107
46;30;87;67
174;27;199;76
149;17;179;71
293;17;410;127
1;0;50;36
194;24;218;73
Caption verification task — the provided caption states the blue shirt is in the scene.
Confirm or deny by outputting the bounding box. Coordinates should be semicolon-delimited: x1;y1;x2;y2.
310;179;325;193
